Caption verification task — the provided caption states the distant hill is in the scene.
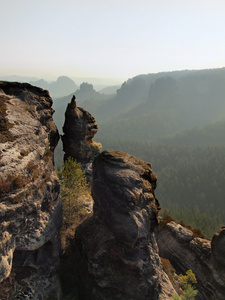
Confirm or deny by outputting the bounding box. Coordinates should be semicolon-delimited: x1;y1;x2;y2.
30;76;78;98
53;82;111;133
0;75;40;82
0;75;78;98
98;85;120;95
92;67;225;142
156;119;225;147
52;67;225;235
51;67;225;142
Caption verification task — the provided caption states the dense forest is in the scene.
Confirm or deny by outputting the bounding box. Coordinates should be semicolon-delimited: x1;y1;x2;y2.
53;67;225;238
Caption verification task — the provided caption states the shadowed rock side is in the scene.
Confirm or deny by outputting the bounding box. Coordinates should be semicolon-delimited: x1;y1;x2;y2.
62;96;102;177
0;82;62;299
74;150;176;300
156;222;225;299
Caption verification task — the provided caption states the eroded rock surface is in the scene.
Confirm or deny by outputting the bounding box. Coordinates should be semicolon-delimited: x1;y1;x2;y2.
211;226;225;269
156;222;225;299
62;96;102;177
74;150;176;299
0;82;62;299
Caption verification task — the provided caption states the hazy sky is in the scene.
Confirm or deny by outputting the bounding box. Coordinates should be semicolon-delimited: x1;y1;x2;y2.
1;0;225;83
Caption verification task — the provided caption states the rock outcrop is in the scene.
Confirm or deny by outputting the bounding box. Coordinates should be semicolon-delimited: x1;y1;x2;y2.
0;82;62;299
211;226;225;268
156;221;225;299
62;96;102;177
73;150;176;299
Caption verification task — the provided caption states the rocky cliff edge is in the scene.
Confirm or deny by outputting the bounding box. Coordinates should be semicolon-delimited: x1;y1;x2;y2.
156;221;225;299
0;82;62;299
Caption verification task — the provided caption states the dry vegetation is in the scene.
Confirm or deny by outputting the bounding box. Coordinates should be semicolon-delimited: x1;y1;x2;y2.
178;221;204;239
0;174;26;199
158;215;205;239
44;149;53;162
160;257;177;290
0;160;41;200
0;97;15;143
58;157;92;252
27;161;39;181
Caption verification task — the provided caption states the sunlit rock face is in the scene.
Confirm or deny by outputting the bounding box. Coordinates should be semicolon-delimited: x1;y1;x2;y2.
62;96;102;177
74;150;175;300
156;222;225;299
0;82;62;299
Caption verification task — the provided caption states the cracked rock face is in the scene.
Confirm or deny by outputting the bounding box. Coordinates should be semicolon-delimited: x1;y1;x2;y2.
156;222;225;299
212;227;225;268
62;96;102;177
0;82;62;298
74;150;175;300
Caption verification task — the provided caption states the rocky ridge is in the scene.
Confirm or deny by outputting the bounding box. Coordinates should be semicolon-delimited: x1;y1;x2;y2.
0;82;62;299
156;221;225;299
73;150;176;299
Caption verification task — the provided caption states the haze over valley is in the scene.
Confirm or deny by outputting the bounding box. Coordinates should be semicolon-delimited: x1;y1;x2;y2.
2;66;225;238
2;0;225;298
16;66;217;238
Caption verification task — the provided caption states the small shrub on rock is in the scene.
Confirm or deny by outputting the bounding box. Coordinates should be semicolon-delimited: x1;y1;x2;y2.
171;269;198;300
0;174;26;199
58;157;89;249
0;177;11;198
159;215;174;229
27;161;39;181
12;175;25;189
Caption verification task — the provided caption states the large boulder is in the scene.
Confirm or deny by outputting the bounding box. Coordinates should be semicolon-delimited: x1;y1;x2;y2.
74;150;175;299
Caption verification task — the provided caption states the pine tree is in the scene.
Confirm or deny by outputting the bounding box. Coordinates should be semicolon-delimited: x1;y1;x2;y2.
58;157;88;228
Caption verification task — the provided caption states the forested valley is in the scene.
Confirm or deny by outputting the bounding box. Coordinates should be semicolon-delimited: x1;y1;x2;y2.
53;67;225;238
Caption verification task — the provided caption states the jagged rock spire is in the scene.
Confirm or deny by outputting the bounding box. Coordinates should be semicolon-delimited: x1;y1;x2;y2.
62;95;102;177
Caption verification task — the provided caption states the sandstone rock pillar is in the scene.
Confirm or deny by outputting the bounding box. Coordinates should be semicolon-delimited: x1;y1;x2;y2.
74;150;175;299
62;95;102;178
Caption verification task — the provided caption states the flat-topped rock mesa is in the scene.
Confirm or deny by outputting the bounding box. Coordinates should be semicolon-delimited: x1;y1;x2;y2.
62;96;102;172
74;150;176;299
156;221;225;299
0;82;62;299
